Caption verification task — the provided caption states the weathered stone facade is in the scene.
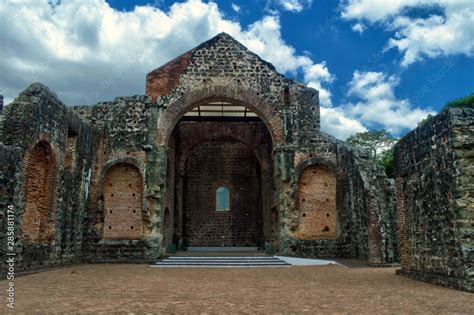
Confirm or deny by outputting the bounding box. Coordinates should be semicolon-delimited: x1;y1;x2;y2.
1;83;93;271
1;33;406;281
395;108;474;292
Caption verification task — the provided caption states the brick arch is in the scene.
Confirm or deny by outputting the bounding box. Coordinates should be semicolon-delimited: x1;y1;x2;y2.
295;157;338;178
293;163;337;240
102;162;144;240
101;156;143;180
156;85;284;147
22;140;58;243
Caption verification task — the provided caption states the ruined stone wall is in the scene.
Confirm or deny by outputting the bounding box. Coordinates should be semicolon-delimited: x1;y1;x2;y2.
1;83;94;273
149;33;318;147
1;33;399;270
146;33;396;264
395;108;473;292
0;145;21;268
280;132;398;265
73;96;159;262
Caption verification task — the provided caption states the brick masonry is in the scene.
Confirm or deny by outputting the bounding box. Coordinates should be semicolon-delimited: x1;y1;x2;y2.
294;165;337;240
103;163;143;240
21;140;58;243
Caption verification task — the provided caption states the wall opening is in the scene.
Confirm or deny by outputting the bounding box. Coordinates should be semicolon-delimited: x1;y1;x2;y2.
294;164;337;240
216;186;230;212
102;163;143;240
22;140;57;243
169;99;273;248
64;130;78;171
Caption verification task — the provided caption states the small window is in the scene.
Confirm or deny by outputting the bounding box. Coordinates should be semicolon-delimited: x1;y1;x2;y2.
216;186;230;212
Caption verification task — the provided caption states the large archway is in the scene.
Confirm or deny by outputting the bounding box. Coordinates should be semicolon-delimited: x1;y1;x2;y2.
162;97;275;251
155;85;285;147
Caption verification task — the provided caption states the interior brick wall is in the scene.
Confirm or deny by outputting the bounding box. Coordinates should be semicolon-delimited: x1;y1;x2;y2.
103;163;143;239
294;165;337;240
22;141;57;243
182;138;264;247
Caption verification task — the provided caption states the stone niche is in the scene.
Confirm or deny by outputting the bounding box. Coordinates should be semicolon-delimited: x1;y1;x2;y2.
102;163;144;240
21;140;58;244
294;165;337;240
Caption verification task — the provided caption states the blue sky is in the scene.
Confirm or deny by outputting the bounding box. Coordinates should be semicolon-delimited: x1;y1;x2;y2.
1;0;473;139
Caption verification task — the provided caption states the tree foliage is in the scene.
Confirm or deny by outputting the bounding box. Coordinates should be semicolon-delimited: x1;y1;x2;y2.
346;129;397;178
418;114;434;126
444;92;474;109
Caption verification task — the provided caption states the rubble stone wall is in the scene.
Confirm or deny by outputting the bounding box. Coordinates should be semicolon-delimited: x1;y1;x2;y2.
395;108;473;292
1;84;94;273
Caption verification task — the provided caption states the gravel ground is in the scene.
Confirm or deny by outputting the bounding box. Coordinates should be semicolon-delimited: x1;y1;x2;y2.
1;264;473;314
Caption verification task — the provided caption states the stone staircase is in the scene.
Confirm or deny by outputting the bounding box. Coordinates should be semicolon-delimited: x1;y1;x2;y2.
152;256;291;268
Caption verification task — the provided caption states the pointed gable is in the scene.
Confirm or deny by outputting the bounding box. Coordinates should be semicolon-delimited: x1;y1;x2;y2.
145;32;284;101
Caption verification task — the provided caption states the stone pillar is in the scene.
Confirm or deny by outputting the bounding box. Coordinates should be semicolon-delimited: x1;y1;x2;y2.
143;145;168;258
174;170;185;249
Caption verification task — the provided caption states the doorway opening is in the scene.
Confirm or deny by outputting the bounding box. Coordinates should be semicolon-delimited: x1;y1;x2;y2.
163;99;275;251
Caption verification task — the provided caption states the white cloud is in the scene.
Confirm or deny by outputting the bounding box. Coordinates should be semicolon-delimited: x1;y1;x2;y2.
320;106;367;140
0;0;331;110
351;23;366;34
341;0;474;66
277;0;313;13
231;3;240;13
300;61;368;140
303;62;334;106
344;70;435;134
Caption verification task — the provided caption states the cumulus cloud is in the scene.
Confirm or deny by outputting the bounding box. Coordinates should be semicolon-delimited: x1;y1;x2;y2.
303;62;334;106
343;70;435;134
0;0;333;109
231;3;240;13
351;23;366;34
320;106;367;140
341;0;474;66
277;0;313;13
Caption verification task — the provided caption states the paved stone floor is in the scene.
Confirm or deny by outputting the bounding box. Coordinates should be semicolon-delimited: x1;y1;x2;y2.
2;264;473;314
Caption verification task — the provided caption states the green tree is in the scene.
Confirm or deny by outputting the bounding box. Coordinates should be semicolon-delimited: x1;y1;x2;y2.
346;130;398;178
418;114;434;126
444;92;474;109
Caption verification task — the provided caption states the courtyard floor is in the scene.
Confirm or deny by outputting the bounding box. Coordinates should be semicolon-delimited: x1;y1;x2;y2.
2;263;473;314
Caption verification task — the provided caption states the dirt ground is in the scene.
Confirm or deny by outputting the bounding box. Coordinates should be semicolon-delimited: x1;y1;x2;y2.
1;264;473;314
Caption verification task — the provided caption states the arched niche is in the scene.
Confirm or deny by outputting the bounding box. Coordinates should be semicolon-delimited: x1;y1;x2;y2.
22;140;58;243
294;164;337;240
102;163;144;240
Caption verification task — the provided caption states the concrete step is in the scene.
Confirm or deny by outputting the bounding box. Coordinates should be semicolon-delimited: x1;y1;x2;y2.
186;247;259;252
152;256;291;268
167;256;278;260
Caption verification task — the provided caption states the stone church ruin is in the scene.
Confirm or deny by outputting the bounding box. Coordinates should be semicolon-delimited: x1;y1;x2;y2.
0;33;472;292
